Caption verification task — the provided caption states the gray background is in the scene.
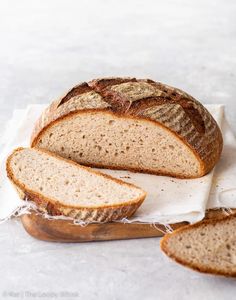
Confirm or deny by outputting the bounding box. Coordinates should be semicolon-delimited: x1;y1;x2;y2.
0;0;236;299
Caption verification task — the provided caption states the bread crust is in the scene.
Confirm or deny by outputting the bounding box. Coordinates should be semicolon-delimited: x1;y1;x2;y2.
6;147;146;223
160;214;236;277
32;109;205;179
31;77;223;178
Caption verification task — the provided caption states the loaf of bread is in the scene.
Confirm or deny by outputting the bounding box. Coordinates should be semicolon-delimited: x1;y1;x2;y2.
31;77;223;178
160;214;236;277
6;147;146;222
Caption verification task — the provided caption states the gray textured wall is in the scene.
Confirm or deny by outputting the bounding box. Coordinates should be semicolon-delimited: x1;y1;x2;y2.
0;2;236;299
0;0;235;131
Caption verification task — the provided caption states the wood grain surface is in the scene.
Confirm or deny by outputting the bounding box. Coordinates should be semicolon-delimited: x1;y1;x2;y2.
20;208;235;243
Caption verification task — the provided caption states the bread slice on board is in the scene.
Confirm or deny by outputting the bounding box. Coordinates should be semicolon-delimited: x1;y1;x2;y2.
31;77;223;179
160;214;236;277
6;148;146;223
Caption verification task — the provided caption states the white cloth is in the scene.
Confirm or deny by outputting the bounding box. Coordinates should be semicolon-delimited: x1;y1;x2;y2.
0;104;235;224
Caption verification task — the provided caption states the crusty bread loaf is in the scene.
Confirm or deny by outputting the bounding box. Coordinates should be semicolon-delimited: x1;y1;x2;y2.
6;147;146;222
160;214;236;277
31;77;223;178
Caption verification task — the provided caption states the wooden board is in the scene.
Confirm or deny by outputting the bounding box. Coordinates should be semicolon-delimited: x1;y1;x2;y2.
20;209;234;243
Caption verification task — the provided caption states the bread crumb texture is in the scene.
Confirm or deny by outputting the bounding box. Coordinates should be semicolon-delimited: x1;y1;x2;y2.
161;215;236;276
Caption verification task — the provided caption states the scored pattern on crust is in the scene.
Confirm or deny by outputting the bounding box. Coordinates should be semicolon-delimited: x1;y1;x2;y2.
110;82;163;102
31;77;223;176
31;87;110;145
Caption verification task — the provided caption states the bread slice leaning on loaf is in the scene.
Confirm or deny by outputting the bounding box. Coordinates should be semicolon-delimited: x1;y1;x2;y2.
6;148;146;222
160;214;236;277
31;77;223;179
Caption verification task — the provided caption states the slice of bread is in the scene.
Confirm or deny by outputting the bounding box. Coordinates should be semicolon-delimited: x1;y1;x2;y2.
160;214;236;277
6;147;146;222
31;77;223;179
